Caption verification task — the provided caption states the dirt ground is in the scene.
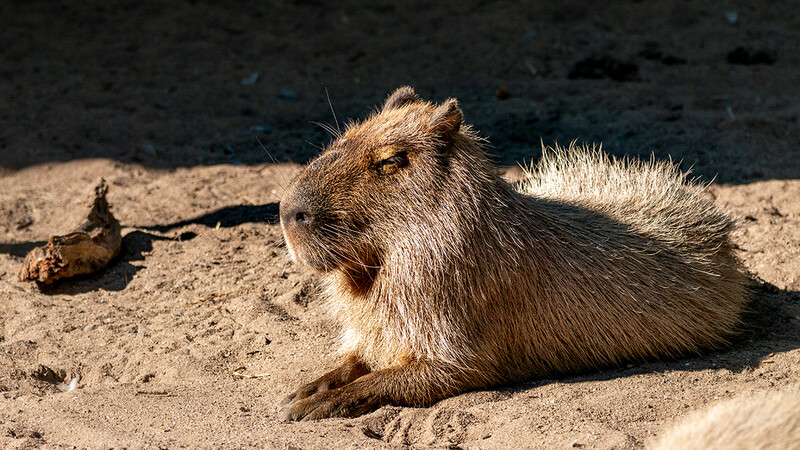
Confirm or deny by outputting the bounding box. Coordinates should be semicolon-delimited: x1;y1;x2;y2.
1;1;799;448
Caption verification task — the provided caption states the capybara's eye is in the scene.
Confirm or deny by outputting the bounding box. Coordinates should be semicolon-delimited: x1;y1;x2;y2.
376;152;409;173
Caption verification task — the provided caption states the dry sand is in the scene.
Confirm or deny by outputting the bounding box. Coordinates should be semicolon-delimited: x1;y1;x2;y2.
1;1;798;448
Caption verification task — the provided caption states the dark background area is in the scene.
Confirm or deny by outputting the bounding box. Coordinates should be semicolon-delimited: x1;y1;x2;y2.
1;0;798;183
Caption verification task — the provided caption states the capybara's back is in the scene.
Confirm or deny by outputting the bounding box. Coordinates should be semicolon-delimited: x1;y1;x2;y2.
497;145;748;378
520;147;737;263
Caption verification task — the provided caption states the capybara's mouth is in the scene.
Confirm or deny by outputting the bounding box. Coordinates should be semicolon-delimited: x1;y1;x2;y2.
281;224;340;272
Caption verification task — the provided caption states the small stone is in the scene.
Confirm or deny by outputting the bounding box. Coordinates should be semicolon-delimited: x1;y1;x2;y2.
248;124;275;133
727;47;776;65
15;214;33;230
278;89;299;101
241;72;259;85
30;364;62;383
568;56;639;82
495;87;510;100
639;42;663;60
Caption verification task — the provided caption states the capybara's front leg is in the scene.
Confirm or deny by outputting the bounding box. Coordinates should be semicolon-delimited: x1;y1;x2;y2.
280;354;371;407
280;359;465;421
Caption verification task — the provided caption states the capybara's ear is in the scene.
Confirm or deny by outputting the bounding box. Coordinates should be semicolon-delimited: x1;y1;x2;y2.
428;98;462;135
382;86;419;111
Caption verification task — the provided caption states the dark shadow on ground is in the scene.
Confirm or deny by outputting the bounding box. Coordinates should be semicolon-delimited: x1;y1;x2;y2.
141;203;280;233
0;241;46;258
1;203;277;293
1;2;798;183
1;230;196;294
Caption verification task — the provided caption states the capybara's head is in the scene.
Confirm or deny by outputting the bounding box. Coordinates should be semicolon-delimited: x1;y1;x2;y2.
280;87;475;278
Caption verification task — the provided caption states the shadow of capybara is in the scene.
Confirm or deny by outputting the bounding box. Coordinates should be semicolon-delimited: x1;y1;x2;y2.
278;87;748;420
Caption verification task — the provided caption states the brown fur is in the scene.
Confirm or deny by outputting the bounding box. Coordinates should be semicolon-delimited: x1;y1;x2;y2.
278;87;748;420
649;388;800;449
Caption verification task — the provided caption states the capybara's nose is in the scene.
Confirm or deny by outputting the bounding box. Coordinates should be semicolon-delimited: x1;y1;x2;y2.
281;204;314;229
292;208;313;227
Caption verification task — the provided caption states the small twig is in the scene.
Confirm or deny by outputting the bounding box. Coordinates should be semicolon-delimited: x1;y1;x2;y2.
523;58;538;76
240;194;257;205
232;366;270;379
136;391;173;397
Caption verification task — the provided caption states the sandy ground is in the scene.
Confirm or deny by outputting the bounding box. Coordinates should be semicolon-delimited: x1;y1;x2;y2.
1;1;799;448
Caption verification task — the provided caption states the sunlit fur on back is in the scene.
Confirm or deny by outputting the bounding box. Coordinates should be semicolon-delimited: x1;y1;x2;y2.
278;87;748;419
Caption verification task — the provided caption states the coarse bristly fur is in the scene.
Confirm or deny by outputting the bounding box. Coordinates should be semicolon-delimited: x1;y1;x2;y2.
649;388;800;450
278;86;749;420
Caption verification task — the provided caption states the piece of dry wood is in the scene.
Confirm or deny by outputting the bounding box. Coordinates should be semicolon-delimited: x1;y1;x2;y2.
19;179;121;285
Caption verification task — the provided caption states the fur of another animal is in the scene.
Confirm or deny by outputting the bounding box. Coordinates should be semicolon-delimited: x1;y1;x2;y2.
650;388;800;450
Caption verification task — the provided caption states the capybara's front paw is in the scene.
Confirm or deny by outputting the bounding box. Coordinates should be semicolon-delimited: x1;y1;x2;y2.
280;356;372;408
280;387;380;421
280;379;333;407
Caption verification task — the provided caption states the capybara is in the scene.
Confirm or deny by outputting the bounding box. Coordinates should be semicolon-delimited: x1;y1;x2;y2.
279;87;748;420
